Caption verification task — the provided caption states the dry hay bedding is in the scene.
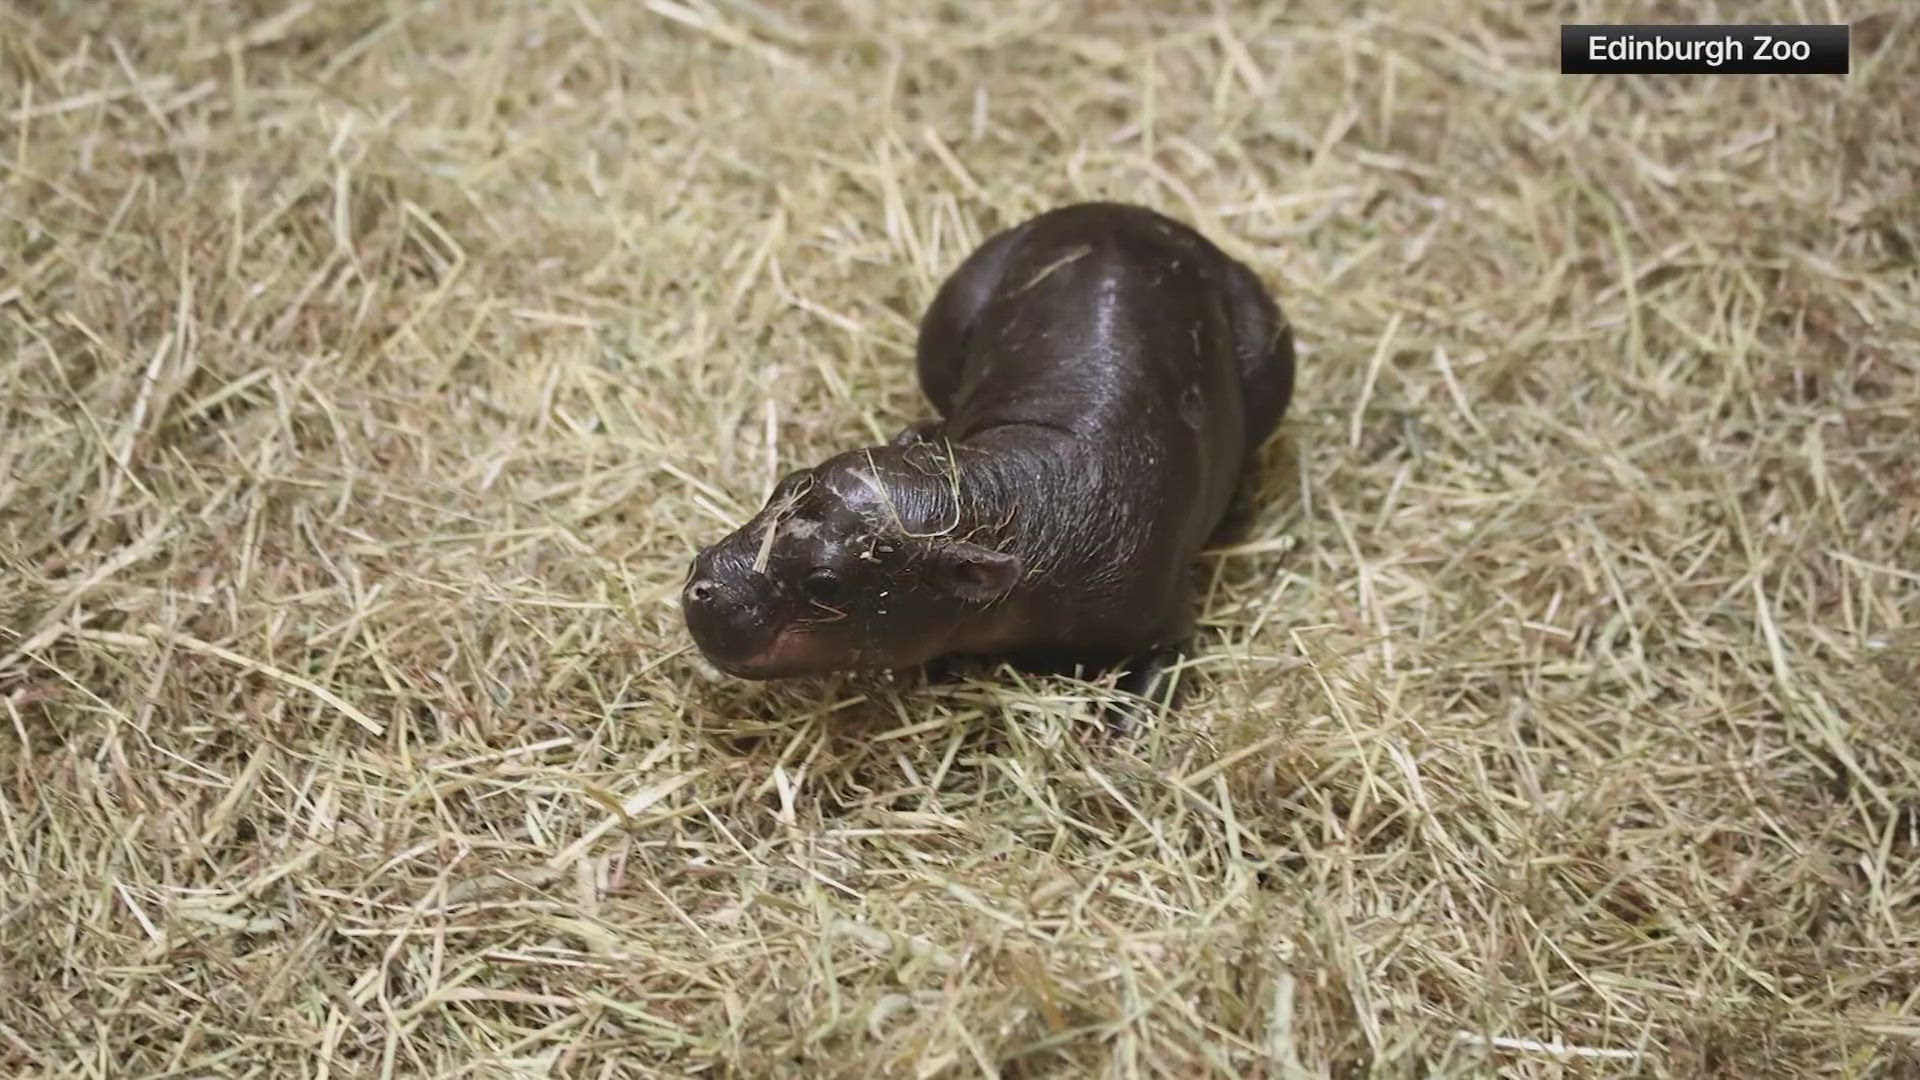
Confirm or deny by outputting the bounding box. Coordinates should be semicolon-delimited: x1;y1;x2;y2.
2;1;1918;1077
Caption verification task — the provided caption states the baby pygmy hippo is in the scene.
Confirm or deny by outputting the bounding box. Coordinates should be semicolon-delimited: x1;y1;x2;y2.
682;201;1294;713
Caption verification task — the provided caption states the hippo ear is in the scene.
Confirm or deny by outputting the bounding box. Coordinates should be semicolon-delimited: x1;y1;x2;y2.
929;541;1021;602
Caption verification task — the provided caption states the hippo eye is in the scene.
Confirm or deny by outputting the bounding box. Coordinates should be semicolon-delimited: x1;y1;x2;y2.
802;567;843;602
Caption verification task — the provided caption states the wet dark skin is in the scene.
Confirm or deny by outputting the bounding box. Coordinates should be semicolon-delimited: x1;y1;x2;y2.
682;201;1295;723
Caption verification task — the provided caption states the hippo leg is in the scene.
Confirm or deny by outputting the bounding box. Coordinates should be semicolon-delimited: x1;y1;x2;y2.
1097;598;1199;734
1223;257;1296;453
913;220;1032;415
998;630;1194;737
1110;647;1186;722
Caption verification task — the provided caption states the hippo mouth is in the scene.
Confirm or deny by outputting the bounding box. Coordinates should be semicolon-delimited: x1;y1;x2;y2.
700;625;849;680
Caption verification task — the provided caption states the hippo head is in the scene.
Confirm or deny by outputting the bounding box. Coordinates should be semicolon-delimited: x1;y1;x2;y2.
681;445;1023;679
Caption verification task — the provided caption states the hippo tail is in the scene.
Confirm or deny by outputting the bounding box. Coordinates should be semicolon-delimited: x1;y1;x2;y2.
1224;257;1296;453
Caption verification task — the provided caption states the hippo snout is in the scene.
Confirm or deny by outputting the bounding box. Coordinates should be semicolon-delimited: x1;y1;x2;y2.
681;546;781;675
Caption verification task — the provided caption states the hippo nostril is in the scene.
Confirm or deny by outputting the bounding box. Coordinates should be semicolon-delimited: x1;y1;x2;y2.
686;579;716;604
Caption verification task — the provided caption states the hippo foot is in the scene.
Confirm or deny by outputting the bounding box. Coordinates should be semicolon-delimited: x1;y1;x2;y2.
919;653;965;686
1100;648;1187;737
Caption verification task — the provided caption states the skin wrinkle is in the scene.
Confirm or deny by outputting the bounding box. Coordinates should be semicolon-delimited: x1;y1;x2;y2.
947;429;1141;615
722;430;1145;662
